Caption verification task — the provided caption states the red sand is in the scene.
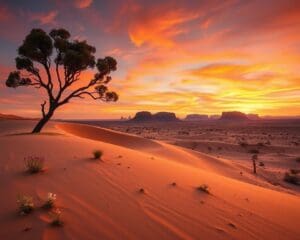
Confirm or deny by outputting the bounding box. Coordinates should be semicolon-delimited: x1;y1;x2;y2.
0;120;299;239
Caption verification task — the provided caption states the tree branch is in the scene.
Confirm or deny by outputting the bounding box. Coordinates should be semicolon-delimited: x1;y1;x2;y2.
73;91;101;100
41;101;47;117
56;62;62;89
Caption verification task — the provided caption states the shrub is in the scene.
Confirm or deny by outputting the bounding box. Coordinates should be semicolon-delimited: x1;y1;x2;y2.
259;161;265;167
17;194;34;215
42;192;56;209
50;209;63;226
24;156;44;174
93;150;103;160
290;169;300;174
248;149;259;154
197;184;210;194
239;142;248;147
284;172;299;185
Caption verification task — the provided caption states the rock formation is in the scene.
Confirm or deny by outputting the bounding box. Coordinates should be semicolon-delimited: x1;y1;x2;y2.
185;114;209;121
131;111;178;121
220;111;249;121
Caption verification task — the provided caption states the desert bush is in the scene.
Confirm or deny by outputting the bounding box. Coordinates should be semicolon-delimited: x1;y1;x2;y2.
17;194;34;215
24;156;44;174
50;209;63;226
42;192;56;209
93;150;103;160
259;162;265;167
239;142;248;147
248;149;259;154
197;184;210;194
284;172;299;185
290;169;300;174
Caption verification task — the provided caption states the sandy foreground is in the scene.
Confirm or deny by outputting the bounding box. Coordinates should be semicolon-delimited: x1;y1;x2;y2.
0;120;299;240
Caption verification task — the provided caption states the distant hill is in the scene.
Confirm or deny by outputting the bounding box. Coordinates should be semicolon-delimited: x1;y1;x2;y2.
0;113;25;120
220;111;249;121
247;114;260;120
131;111;178;122
185;114;209;121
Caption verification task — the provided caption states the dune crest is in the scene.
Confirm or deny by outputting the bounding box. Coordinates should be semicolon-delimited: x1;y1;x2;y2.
0;121;299;240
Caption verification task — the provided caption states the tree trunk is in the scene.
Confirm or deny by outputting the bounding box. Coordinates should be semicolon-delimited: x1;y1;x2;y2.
31;111;54;133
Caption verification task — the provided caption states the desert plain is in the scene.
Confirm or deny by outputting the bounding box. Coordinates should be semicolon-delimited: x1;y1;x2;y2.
0;117;299;240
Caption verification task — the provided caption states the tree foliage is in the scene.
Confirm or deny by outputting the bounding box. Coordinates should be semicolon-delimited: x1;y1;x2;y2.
5;28;118;132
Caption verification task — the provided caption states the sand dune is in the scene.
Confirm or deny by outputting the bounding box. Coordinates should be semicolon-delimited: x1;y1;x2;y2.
0;120;299;240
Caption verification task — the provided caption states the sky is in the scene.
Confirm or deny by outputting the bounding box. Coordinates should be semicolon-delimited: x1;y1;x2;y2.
0;0;299;119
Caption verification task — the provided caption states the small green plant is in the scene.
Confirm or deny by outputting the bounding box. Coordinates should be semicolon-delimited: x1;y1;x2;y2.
284;172;299;185
93;150;103;160
24;156;44;174
50;209;63;226
197;184;210;194
17;194;34;215
42;192;56;209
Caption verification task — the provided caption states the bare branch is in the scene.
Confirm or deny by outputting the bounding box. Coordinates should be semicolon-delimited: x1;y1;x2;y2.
56;62;62;89
73;91;101;100
41;101;47;117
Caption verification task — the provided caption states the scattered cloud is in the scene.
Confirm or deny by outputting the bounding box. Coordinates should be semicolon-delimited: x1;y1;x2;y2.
0;0;300;118
128;7;200;48
31;10;58;25
74;0;93;9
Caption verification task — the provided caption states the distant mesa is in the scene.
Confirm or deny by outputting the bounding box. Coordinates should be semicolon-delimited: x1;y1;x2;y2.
154;112;178;121
185;114;209;121
220;111;250;121
210;115;221;120
132;111;152;121
132;111;178;122
247;114;260;120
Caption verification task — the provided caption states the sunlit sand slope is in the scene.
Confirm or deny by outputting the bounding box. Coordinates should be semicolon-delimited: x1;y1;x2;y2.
0;121;299;240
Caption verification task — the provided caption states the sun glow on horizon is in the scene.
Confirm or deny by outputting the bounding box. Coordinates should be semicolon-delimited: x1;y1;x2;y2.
0;1;300;118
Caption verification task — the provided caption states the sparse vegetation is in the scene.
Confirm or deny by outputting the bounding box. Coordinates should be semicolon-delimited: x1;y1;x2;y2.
252;154;258;174
197;184;210;194
284;172;299;185
249;149;259;154
259;161;265;167
239;142;248;147
290;169;300;174
93;150;103;160
17;194;34;215
50;209;63;227
24;156;44;174
42;192;56;209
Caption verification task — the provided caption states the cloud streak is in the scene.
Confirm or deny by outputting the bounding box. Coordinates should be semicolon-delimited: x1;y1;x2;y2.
0;0;299;118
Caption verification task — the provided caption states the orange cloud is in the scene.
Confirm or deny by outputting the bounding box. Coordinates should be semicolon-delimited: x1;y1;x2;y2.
74;0;93;9
31;10;58;25
128;7;199;48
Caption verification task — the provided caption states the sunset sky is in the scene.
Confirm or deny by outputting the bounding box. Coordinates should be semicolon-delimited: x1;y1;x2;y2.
0;0;299;119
